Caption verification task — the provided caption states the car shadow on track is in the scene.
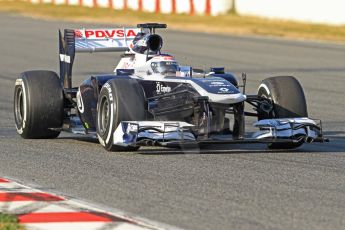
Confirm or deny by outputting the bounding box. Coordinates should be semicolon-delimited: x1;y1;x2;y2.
136;147;294;155
135;144;342;155
57;130;344;155
323;131;345;140
136;131;345;155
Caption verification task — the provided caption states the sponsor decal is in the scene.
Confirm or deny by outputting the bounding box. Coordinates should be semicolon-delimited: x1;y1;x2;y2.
76;29;138;39
211;81;224;85
200;79;221;82
74;30;83;38
59;54;71;63
124;61;134;69
156;82;171;94
192;78;239;94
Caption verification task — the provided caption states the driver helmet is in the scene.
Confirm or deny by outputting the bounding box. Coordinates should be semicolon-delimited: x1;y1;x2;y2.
148;55;179;76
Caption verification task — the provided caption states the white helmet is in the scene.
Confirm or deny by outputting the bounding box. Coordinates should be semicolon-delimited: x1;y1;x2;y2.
147;55;179;76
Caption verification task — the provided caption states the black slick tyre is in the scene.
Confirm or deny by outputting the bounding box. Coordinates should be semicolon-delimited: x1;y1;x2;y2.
14;70;63;138
257;76;308;149
96;78;146;151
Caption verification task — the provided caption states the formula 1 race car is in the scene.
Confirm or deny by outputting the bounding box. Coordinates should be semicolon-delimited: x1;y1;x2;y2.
14;23;328;151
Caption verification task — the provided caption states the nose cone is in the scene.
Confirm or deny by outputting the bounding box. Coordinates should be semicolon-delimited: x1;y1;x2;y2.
209;92;247;104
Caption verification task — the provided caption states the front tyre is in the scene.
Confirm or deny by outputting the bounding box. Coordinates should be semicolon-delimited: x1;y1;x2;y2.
96;78;146;151
14;71;63;138
257;76;308;149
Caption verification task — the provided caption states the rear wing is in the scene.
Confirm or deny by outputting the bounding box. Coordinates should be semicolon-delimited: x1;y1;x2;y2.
74;28;140;53
59;28;140;89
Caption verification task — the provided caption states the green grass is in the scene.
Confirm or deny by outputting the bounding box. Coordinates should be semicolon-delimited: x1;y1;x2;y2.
1;0;345;43
0;213;25;230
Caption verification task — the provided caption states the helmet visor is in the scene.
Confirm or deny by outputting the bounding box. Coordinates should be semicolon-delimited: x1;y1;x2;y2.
151;61;178;75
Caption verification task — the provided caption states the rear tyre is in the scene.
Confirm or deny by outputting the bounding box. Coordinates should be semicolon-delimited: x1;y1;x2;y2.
14;71;63;138
257;76;308;149
96;78;146;151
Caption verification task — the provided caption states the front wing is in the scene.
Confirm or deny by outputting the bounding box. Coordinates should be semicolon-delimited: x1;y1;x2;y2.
111;118;328;148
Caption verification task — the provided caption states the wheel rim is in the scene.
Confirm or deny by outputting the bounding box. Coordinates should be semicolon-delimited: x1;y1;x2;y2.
98;95;110;136
14;87;24;127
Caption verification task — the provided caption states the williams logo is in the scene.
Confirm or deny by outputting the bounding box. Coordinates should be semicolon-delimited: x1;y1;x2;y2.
219;88;229;92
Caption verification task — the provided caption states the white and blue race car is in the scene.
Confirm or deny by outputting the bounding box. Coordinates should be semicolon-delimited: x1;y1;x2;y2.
14;23;328;151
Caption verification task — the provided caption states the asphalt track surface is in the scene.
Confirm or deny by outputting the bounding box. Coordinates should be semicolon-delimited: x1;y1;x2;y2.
1;13;345;230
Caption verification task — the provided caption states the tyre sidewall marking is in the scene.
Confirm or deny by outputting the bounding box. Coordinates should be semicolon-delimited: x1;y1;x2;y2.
259;82;277;117
14;79;27;134
97;94;107;147
105;84;114;145
97;83;115;147
258;83;271;97
76;89;85;113
97;94;106;147
104;83;113;102
98;134;106;147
